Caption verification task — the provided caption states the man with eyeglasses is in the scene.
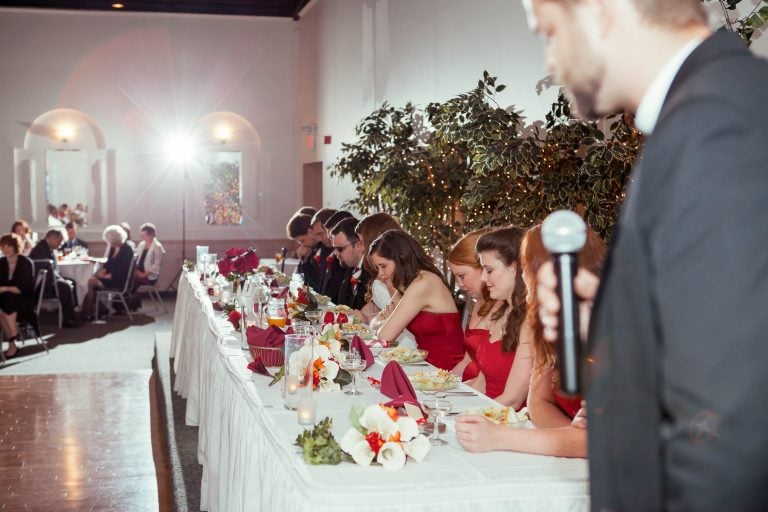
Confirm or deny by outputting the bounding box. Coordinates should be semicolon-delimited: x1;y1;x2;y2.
330;217;369;310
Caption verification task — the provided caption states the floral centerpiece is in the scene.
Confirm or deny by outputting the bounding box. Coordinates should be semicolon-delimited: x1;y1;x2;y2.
286;326;350;391
340;404;430;470
218;247;260;287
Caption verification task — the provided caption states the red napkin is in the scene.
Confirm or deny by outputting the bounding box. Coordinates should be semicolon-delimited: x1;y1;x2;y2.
247;357;273;377
349;335;374;369
380;361;420;408
246;325;286;348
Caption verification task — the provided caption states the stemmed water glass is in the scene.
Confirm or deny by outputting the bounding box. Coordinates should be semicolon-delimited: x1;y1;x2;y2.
341;351;365;395
304;309;322;333
422;399;452;446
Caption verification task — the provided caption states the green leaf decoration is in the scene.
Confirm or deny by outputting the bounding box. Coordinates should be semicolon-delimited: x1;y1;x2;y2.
294;417;347;465
268;365;285;387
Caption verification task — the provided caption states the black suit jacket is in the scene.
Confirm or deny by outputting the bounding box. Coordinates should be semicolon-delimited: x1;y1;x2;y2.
0;255;35;321
587;33;768;511
335;267;370;311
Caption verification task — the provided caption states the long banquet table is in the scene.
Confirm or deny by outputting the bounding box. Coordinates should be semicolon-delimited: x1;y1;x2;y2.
171;270;589;512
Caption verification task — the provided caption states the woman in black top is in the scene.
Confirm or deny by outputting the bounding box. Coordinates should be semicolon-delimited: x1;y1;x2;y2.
0;233;35;358
81;225;134;319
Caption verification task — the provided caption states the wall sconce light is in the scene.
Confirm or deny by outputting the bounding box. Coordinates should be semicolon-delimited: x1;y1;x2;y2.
57;125;75;143
215;126;232;144
302;123;317;150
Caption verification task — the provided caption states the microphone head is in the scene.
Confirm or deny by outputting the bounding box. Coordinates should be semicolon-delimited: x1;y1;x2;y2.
541;210;587;254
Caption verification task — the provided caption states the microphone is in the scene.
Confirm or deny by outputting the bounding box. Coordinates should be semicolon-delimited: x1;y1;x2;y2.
541;210;587;395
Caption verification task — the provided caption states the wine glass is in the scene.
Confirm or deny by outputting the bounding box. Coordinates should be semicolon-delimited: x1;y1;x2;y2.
423;399;452;446
341;353;365;395
304;309;322;332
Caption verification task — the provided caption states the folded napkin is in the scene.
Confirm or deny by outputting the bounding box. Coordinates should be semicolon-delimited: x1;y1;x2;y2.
380;361;420;408
349;335;374;369
246;325;286;348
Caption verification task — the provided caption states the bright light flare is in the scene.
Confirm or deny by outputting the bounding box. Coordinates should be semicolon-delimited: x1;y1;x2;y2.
164;136;196;163
215;125;233;143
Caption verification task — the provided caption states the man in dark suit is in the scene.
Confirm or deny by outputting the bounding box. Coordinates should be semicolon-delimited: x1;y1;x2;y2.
528;0;768;510
29;230;80;327
330;217;369;310
285;213;323;292
61;222;89;252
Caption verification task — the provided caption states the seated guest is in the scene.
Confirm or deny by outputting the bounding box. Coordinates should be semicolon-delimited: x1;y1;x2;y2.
330;217;370;310
61;222;89;251
297;205;317;217
81;225;134;319
0;233;35;358
120;222;136;251
522;224;605;427
369;230;465;370
29;230;80;327
463;227;532;407
11;219;34;256
447;228;499;381
354;213;417;347
134;223;165;286
309;208;338;297
286;213;323;291
355;212;402;321
322;210;354;302
454;223;604;458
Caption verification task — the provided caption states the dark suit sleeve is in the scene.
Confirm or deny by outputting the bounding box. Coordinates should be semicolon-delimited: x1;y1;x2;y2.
647;99;768;509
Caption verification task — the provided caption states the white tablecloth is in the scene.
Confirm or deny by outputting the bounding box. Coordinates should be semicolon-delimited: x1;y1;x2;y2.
58;259;98;305
170;271;589;512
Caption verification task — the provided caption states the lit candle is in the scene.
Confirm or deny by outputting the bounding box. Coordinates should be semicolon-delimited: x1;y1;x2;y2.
297;398;317;426
284;375;300;410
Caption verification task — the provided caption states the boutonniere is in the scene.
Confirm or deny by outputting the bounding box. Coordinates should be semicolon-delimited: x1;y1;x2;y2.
314;252;321;265
350;275;358;287
326;254;334;271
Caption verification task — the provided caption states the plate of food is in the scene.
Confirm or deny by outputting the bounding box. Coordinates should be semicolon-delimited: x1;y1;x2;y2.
460;406;529;427
341;322;375;340
409;369;460;391
379;347;428;364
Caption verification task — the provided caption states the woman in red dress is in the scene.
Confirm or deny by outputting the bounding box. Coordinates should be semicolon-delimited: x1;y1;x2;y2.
447;228;499;381
455;223;605;457
369;230;465;371
466;227;532;409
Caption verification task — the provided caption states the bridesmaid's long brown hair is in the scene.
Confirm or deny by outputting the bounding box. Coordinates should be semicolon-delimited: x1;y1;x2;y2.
475;226;527;353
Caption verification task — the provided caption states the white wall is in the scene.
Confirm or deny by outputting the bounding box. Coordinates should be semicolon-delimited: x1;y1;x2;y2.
297;0;561;211
297;0;768;211
0;8;298;244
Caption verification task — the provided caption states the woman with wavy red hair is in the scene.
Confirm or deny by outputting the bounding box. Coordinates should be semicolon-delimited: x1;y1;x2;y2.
447;228;500;381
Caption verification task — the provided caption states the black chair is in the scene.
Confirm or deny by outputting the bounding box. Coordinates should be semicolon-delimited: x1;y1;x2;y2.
2;268;50;363
94;257;137;321
32;258;63;329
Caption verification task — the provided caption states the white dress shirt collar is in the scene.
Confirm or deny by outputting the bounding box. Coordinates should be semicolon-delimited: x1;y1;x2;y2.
635;38;703;134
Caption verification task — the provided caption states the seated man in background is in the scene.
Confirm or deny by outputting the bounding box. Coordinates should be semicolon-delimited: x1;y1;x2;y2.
330;217;369;310
61;222;89;252
286;213;323;292
29;230;80;328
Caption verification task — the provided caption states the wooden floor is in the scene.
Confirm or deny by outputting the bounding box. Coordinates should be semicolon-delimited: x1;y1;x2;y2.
0;371;169;511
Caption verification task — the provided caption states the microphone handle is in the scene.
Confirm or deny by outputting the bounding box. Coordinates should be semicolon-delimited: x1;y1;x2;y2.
554;252;581;395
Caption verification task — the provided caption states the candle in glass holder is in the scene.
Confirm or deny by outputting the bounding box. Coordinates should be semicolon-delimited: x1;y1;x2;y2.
284;374;300;410
297;398;317;425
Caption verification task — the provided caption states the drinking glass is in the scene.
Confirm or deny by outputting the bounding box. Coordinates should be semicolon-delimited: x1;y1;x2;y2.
292;319;311;335
423;399;452;446
266;298;287;328
304;309;322;332
341;353;365;395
